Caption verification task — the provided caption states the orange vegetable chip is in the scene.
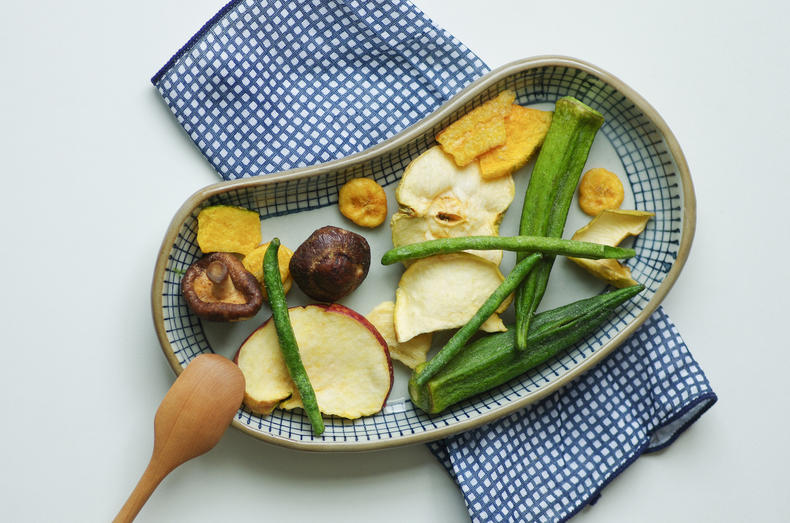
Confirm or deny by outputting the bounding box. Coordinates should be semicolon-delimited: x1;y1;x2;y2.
436;90;516;167
242;242;294;299
196;205;261;255
478;106;553;180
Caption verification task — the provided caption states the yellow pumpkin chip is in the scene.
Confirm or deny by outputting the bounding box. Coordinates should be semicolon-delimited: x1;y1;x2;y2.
196;205;261;255
242;242;294;299
436;90;516;167
478;106;553;179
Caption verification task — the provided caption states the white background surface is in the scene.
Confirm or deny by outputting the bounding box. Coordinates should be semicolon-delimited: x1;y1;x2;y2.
1;0;788;521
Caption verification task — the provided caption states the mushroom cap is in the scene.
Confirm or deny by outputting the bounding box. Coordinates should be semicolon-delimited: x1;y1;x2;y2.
289;226;371;302
181;252;263;321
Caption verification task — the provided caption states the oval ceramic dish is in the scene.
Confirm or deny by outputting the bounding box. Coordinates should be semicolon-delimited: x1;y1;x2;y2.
152;56;695;451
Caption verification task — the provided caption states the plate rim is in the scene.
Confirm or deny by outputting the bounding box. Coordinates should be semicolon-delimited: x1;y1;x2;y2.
151;54;696;451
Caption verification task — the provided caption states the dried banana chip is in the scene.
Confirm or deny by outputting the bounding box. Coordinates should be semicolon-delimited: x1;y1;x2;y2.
338;177;388;228
578;168;625;216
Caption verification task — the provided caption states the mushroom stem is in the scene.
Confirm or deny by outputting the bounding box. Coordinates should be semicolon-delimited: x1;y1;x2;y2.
206;261;228;284
206;260;235;301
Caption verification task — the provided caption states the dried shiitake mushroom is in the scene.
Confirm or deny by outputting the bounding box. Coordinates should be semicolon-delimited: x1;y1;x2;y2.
289;226;371;302
181;252;263;321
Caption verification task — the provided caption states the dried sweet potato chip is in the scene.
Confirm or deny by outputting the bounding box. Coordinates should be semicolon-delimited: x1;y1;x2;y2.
478;106;553;179
242;241;294;299
436;90;516;167
196;205;261;255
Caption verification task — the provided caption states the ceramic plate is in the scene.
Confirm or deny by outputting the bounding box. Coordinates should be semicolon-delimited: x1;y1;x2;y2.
151;56;695;451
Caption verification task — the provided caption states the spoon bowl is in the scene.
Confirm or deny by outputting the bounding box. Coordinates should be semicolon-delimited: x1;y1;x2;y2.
114;354;245;522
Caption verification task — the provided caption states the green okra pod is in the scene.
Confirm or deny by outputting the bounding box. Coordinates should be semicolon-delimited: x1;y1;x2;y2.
515;96;605;351
410;284;643;414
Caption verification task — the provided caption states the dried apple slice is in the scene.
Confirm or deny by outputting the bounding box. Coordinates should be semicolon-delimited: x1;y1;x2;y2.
393;253;510;343
570;209;654;287
366;301;432;369
235;304;393;419
391;146;514;266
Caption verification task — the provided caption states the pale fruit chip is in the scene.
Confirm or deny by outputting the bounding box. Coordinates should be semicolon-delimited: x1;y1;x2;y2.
478;106;553;179
197;205;261;255
393;253;509;343
366;301;432;369
236;304;392;419
436;90;516;166
391;146;514;266
242;242;294;299
570;209;654;287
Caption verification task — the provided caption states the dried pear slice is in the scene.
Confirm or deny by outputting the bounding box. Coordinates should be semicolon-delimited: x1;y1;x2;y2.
393;253;510;343
569;209;654;287
391;146;514;266
366;301;432;370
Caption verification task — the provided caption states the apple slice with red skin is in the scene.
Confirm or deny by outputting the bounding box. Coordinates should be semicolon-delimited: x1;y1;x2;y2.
235;303;393;419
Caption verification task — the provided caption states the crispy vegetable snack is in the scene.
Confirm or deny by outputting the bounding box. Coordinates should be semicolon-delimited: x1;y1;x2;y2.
393;253;510;343
242;241;294;299
578;167;625;216
196;205;261;255
436;90;516;167
390;146;515;267
338;177;388;228
366;301;432;370
570;209;654;287
478;106;553;179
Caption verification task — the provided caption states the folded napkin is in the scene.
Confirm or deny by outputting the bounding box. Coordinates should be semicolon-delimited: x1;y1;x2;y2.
153;1;717;521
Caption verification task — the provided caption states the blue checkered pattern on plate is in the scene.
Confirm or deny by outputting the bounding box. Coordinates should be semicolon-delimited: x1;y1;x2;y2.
153;1;717;520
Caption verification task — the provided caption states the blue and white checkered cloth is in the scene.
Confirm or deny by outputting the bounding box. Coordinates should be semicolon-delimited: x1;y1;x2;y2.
152;1;717;521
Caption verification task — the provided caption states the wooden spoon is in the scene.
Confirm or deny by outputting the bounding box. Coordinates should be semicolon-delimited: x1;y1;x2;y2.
114;354;245;522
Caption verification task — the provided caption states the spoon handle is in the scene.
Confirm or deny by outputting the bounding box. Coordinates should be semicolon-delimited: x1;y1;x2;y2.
113;458;171;523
